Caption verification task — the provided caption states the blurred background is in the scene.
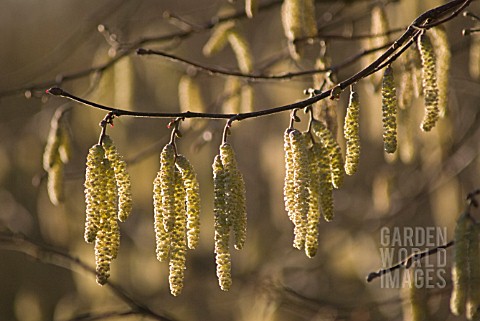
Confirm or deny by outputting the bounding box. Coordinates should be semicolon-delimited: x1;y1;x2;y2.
1;0;480;320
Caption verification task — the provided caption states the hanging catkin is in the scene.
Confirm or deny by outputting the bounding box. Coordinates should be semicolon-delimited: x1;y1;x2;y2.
344;90;360;176
203;21;235;57
220;143;247;250
429;26;450;118
175;155;201;250
305;140;322;257
283;129;296;221
102;135;132;222
381;65;397;154
153;144;176;261
311;120;344;189
168;168;188;296
417;32;440;132
450;213;474;316
212;155;232;291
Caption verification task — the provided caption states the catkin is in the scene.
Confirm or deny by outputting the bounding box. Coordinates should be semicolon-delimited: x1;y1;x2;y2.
451;213;474;316
228;30;253;74
153;144;176;261
344;90;360;176
220;143;247;251
429;26;450;118
381;65;398;154
317;142;334;222
417;32;440;132
222;77;242;114
213;155;232;291
84;145;105;243
311;120;344;189
178;75;206;129
43;108;72;205
305;141;322;257
281;0;317;60
403;266;429;321
467;223;480;320
368;5;390;88
283;129;296;222
245;0;258;18
102;135;132;222
175;155;201;250
289;129;310;250
203;21;236;57
169;169;188;296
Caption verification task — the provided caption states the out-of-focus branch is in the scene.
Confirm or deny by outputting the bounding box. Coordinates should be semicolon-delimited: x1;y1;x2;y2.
0;231;178;321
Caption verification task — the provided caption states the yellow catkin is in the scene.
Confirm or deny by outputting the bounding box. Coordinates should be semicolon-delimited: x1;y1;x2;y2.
213;155;232;291
283;129;296;222
305;140;322;258
222;77;241;114
169;169;188;296
84;145;105;243
47;160;64;206
311;120;344;189
245;0;258;18
381;65;398;154
175;155;201;250
289;129;310;250
178;75;206;129
281;0;317;60
228;30;253;74
153;144;176;261
94;157;118;285
344;90;360;176
58;125;72;164
43;112;63;171
102;135;132;222
317;142;334;222
220;143;247;251
203;21;236;57
467;223;480;320
450;213;474;316
417;32;440;132
429;26;450;118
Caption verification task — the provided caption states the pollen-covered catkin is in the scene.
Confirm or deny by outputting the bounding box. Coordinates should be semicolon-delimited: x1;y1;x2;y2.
344;90;360;176
84;144;105;243
450;213;474;316
283;129;296;222
317;142;334;222
175;155;201;250
311;120;344;189
305;141;322;258
168;169;188;296
47;160;64;206
289;129;310;250
220;143;247;251
228;30;253;74
429;26;450;118
418;32;440;132
153;144;176;261
381;65;398;154
213;155;232;291
467;223;480;320
102;135;132;222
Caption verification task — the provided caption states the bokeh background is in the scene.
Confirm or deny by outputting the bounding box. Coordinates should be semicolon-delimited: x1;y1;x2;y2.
1;0;480;320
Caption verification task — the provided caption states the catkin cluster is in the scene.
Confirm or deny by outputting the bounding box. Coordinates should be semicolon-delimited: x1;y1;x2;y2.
381;65;398;154
450;213;480;320
153;145;201;296
417;32;440;132
344;90;360;176
429;26;450;118
84;136;132;285
43;108;72;205
283;128;334;257
212;143;247;290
